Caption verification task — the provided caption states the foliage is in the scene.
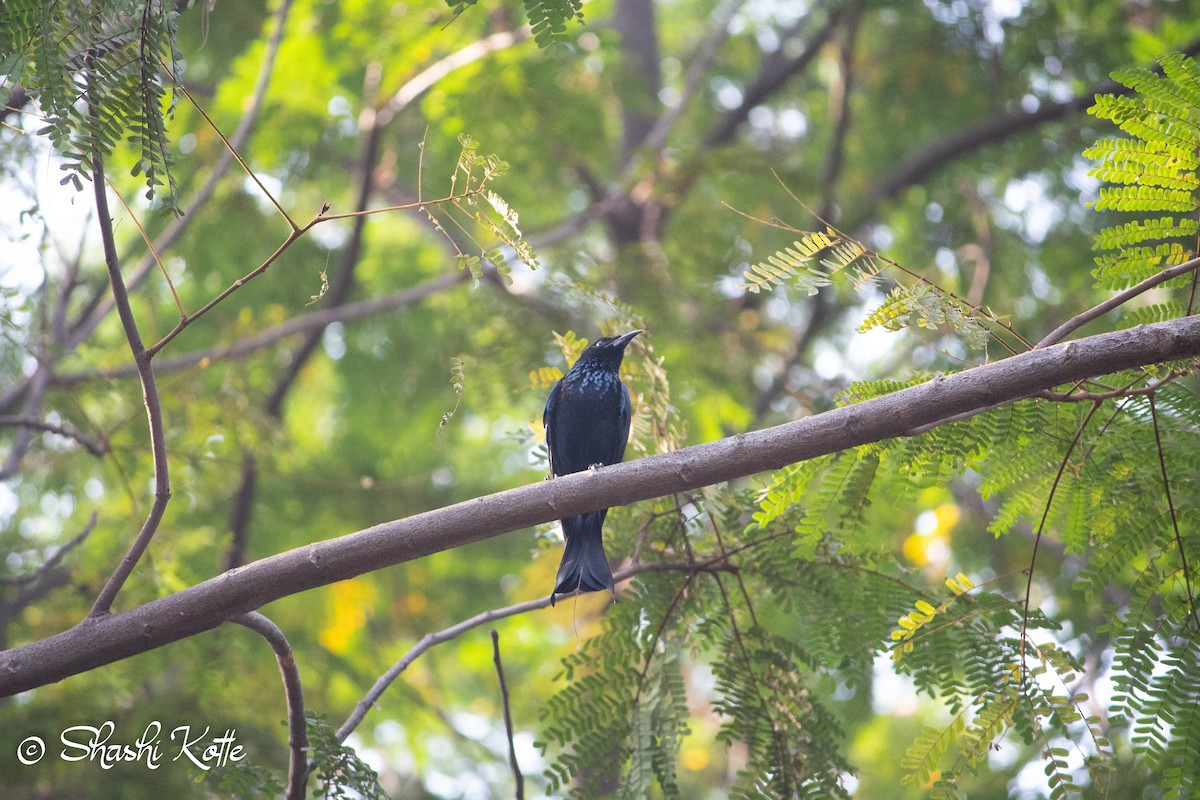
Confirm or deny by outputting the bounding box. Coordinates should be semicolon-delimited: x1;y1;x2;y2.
1;0;181;211
741;227;1015;352
721;50;1200;797
7;4;1200;800
445;0;585;50
1086;52;1200;297
305;713;389;800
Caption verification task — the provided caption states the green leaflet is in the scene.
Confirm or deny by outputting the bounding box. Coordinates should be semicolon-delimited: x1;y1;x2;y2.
1087;51;1200;323
4;0;182;212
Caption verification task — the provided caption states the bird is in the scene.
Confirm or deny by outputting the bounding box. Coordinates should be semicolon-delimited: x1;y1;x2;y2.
543;329;642;605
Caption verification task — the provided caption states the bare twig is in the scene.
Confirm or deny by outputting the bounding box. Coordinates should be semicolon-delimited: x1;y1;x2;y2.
376;30;527;127
333;559;732;744
86;142;171;620
336;596;547;743
1149;393;1200;630
65;0;296;351
1019;402;1101;671
866;37;1200;207
635;0;744;163
903;368;1190;436
224;453;258;572
175;80;298;230
819;0;863;221
56;273;468;385
1036;256;1200;349
145;187;485;357
264;63;385;418
234;612;308;800
103;174;183;319
490;629;524;800
0;513;97;588
703;2;843;148
0;364;52;480
0;513;98;648
747;2;862;422
0;414;107;457
633;574;694;703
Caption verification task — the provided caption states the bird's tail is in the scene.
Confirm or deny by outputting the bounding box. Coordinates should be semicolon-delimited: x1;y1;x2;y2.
551;511;615;605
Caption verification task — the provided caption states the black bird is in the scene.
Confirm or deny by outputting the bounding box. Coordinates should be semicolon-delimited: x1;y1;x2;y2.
544;330;642;604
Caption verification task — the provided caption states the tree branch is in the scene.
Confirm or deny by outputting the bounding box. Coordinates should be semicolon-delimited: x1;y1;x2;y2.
865;37;1200;208
490;629;524;800
0;514;98;649
0;365;54;479
1036;256;1200;348
4;316;1200;695
64;0;296;351
233;612;308;800
330;559;734;746
702;3;843;148
0;415;108;457
86;149;171;619
54;273;469;386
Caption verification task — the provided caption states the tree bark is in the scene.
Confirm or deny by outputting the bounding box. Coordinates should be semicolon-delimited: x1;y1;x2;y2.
2;316;1199;696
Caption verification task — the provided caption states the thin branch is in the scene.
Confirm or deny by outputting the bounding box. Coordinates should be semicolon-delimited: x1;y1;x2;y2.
712;565;800;792
0;415;108;457
0;513;98;649
145;188;483;357
635;0;744;162
774;190;1031;352
5;316;1200;696
865;37;1200;207
0;512;96;587
490;629;524;800
335;595;547;743
65;0;296;351
233;612;308;800
703;3;843;148
706;494;759;628
1036;256;1200;348
903;368;1190;436
333;559;731;744
818;0;863;222
103;173;183;319
265;63;386;418
1149;393;1200;630
0;363;52;480
747;2;861;423
1038;370;1187;402
634;574;695;704
57;273;468;385
174;79;298;230
614;0;663;167
86;128;171;620
376;30;527;127
224;453;258;572
1019;401;1101;670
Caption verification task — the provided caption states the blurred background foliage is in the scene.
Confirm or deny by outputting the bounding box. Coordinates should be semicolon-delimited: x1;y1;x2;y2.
4;0;1200;797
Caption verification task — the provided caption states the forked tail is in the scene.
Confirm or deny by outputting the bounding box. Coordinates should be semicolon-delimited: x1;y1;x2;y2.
551;511;615;605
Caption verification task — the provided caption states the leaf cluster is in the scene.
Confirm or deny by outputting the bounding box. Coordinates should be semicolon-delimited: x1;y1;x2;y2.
1;0;181;211
1086;52;1200;298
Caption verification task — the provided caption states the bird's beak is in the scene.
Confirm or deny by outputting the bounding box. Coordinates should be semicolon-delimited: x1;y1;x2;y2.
614;330;643;349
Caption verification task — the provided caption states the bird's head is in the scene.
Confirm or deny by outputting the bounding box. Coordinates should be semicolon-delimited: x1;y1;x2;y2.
576;329;642;368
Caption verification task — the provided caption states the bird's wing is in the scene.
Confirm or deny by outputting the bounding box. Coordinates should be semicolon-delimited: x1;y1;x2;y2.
543;380;562;476
615;383;632;464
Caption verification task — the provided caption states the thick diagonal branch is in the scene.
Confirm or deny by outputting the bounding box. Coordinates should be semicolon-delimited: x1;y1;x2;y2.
3;316;1200;695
